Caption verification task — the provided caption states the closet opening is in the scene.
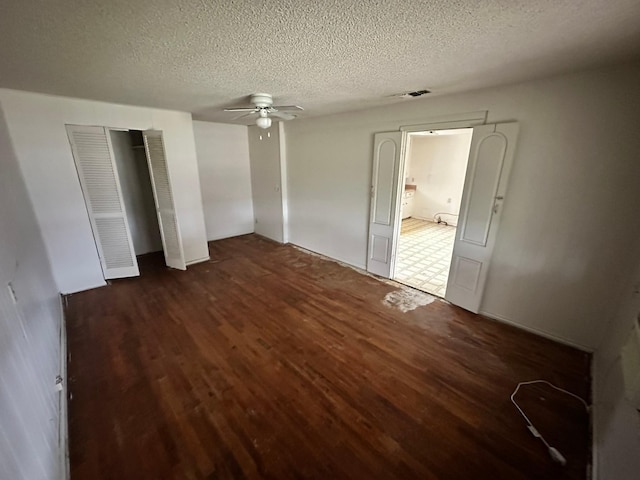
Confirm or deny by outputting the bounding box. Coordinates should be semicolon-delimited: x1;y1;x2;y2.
67;125;186;281
392;128;473;297
109;129;164;268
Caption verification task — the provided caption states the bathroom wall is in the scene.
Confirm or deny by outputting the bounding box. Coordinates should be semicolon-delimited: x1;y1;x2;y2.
406;131;473;225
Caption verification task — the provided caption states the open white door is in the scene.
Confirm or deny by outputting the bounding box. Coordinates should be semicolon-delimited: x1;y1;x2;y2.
367;131;403;277
67;125;139;279
445;123;519;313
142;130;186;270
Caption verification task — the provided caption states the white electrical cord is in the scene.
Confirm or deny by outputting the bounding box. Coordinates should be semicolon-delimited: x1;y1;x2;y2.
510;380;589;466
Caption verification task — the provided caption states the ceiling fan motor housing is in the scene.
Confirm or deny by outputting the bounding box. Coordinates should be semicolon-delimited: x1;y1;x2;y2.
251;93;273;108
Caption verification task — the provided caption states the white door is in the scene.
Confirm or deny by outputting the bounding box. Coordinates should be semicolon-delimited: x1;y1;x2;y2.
142;130;186;270
367;131;403;277
445;123;519;313
66;125;139;279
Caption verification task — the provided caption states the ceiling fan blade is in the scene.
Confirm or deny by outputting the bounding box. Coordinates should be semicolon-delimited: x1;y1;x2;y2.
271;105;304;111
232;112;257;121
270;111;296;121
224;107;257;112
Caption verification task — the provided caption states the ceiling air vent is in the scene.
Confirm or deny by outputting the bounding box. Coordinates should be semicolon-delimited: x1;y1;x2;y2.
396;89;431;99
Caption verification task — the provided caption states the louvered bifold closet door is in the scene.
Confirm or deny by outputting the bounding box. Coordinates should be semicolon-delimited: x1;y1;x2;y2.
66;125;140;279
142;130;186;270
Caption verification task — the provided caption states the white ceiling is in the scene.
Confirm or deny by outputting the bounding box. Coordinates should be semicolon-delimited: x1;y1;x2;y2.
1;0;640;124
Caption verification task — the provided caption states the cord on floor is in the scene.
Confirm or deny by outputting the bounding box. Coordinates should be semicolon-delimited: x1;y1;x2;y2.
510;380;589;466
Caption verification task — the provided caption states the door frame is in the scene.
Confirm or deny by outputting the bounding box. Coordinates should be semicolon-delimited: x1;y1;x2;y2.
389;112;488;279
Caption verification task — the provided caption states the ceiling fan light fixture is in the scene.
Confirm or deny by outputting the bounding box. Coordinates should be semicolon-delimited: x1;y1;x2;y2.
256;116;272;129
223;93;302;127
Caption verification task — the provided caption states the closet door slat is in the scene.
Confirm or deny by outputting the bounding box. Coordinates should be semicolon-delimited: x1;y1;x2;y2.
66;125;139;279
142;130;186;270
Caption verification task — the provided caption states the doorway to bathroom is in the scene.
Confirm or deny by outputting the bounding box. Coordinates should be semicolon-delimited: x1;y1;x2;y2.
392;129;473;297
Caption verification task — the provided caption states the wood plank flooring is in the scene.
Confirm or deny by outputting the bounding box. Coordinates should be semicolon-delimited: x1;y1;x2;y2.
66;234;591;479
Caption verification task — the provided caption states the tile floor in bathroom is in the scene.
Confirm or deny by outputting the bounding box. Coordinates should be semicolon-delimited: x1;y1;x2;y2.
394;218;456;297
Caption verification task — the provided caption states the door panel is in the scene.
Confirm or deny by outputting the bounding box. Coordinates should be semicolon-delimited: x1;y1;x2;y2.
367;132;402;277
445;123;519;313
143;130;186;271
67;125;139;279
450;256;483;292
372;142;396;225
371;235;390;263
460;134;507;246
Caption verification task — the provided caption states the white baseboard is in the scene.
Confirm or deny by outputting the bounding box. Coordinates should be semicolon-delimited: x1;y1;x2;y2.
479;309;594;352
207;229;255;242
58;294;69;480
186;255;210;266
290;243;366;271
61;280;108;295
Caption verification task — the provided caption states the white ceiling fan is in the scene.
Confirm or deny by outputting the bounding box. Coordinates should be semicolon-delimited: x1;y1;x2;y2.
224;93;303;129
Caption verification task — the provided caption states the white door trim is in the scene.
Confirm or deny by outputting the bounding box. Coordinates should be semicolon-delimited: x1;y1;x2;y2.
369;111;490;280
391;113;488;280
400;111;488;132
390;131;410;277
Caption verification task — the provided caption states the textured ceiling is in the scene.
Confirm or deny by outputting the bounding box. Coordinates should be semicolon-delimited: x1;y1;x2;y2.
1;0;640;123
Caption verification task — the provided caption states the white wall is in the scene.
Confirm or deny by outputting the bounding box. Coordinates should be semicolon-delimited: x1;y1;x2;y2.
407;131;472;225
593;257;640;480
0;89;209;293
193;121;254;241
248;125;285;242
285;61;640;349
0;107;64;479
110;130;163;255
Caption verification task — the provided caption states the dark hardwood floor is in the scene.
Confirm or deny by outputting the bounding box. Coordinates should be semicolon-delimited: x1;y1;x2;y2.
66;234;591;479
